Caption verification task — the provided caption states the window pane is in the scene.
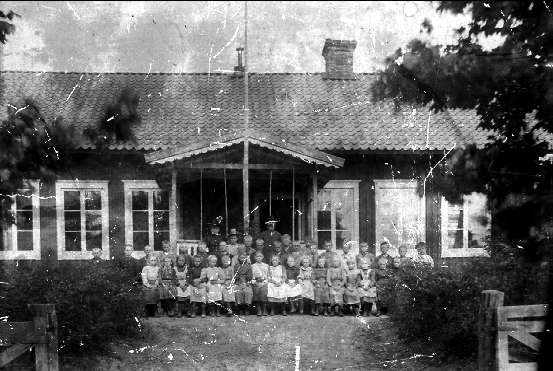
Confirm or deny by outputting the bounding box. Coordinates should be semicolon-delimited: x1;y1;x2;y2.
65;232;81;251
336;230;352;251
84;191;101;210
317;211;331;230
447;230;463;249
64;211;81;231
334;189;353;230
16;194;32;210
17;231;33;251
132;211;148;231
86;231;102;251
317;231;331;250
153;190;169;210
16;211;33;230
133;232;149;251
154;231;169;251
85;211;102;231
467;193;489;248
64;191;80;210
132;191;148;210
153;211;169;231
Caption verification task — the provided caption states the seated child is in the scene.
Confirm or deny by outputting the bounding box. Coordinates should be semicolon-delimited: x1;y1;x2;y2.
327;256;346;316
319;240;337;268
284;255;303;314
303;239;319;268
196;241;210;268
251;251;269;316
187;255;207;317
375;258;392;316
200;255;223;317
158;256;178;316
312;256;330;316
267;255;288;315
234;253;253;315
220;255;236;316
358;261;377;316
141;255;160;317
356;242;376;268
343;259;361;316
217;242;232;267
298;256;315;315
174;254;190;317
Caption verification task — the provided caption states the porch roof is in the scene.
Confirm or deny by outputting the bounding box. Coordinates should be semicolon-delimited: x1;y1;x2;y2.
144;130;345;168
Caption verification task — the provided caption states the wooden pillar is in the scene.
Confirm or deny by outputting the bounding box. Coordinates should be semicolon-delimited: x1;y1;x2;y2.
170;167;177;247
292;168;295;241
28;304;58;371
477;290;504;371
312;172;318;241
243;141;250;235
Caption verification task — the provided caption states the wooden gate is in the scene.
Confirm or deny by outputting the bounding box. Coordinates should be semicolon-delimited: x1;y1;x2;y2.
0;304;58;371
478;290;548;371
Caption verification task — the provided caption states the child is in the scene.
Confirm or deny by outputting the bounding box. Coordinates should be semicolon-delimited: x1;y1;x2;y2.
272;240;283;263
344;259;361;316
161;240;177;266
226;228;241;258
398;244;415;269
201;255;223;317
313;256;330;316
188;255;207;317
304;239;319;268
358;261;377;316
284;255;303;314
415;242;434;268
220;255;236;316
356;242;376;268
196;241;210;268
217;241;231;267
141;255;160;317
338;241;357;270
327;256;346;316
290;240;302;263
251;251;269;316
375;241;394;268
298;256;315;315
174;254;190;317
158;256;178;316
91;247;103;264
375;258;392;316
234;253;253;315
319;240;337;268
267;255;287;315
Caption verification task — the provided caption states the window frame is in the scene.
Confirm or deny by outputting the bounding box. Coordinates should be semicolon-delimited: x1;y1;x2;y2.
123;180;170;258
374;179;426;255
55;180;109;260
316;180;360;251
0;180;41;260
441;194;490;258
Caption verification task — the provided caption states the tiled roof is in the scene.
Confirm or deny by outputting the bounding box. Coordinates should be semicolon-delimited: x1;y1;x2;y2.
0;71;488;152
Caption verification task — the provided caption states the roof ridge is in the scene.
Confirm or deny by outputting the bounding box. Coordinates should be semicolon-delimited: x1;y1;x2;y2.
0;70;379;76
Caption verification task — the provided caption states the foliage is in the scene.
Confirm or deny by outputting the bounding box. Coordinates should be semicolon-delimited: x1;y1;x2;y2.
0;9;19;44
0;259;144;355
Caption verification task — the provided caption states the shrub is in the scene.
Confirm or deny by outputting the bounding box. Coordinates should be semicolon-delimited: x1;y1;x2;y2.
0;259;144;355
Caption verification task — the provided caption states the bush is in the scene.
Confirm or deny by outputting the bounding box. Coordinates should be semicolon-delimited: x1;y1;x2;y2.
385;247;550;358
0;259;144;355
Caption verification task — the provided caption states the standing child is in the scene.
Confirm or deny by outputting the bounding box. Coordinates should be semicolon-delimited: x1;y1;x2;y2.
141;255;160;317
356;242;376;268
174;255;190;317
358;261;377;316
327;256;346;316
344;259;361;316
298;256;315;315
414;242;434;268
234;253;253;315
338;242;357;270
201;255;223;317
375;258;392;316
187;255;207;318
267;255;287;315
226;228;241;260
196;242;210;268
220;255;236;316
158;256;178;317
251;251;269;316
376;241;394;268
312;256;330;316
284;255;303;314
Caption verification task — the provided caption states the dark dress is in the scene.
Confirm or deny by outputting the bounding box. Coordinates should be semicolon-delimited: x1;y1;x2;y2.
375;268;392;307
234;263;253;304
158;264;178;300
259;230;282;258
188;265;207;303
205;233;224;255
313;267;330;304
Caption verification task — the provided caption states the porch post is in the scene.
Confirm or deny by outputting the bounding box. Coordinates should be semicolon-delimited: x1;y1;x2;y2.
170;167;177;246
312;172;318;241
243;141;250;234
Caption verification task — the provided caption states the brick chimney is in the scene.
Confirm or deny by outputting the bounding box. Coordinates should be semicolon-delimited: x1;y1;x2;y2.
322;39;357;80
234;47;245;75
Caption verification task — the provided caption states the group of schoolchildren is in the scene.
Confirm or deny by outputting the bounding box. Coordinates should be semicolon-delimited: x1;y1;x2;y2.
138;218;435;319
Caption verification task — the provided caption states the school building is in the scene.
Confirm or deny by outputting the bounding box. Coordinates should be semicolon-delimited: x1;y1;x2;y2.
0;39;491;265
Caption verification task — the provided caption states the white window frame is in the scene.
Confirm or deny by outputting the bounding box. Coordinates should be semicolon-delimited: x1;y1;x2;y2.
56;180;109;260
316;180;360;252
441;194;490;258
0;180;41;260
374;179;426;256
123;180;171;258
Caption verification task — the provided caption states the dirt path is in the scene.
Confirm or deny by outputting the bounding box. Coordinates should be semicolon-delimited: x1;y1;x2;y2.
60;314;472;371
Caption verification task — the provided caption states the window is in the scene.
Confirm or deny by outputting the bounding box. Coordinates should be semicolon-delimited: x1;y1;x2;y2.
56;180;109;259
0;181;41;260
441;192;490;257
123;180;170;255
316;180;360;251
374;180;425;255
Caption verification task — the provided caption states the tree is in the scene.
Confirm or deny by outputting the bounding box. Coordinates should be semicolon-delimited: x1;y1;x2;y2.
372;2;553;367
0;10;19;44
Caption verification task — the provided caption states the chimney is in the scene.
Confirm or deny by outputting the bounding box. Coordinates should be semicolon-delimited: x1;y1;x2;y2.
234;47;245;75
322;39;357;80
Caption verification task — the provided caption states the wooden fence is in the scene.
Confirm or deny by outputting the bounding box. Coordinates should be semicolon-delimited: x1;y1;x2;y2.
0;304;58;371
478;290;548;371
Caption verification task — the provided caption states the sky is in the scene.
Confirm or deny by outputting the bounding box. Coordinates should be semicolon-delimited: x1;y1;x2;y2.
0;1;470;73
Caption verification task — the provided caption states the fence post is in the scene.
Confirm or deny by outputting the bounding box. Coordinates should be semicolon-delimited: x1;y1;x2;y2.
28;304;58;371
478;290;504;371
